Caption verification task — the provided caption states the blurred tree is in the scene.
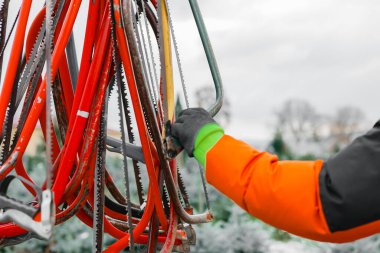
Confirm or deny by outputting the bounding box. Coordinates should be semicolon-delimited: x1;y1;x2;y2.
275;99;322;143
195;86;231;129
298;153;317;161
175;94;183;118
268;130;293;160
329;106;365;147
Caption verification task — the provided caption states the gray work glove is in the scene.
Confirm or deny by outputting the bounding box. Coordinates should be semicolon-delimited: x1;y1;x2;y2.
172;108;216;157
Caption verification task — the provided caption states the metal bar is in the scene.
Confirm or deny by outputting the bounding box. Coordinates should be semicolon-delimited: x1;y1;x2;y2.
66;32;79;90
105;136;145;163
188;0;223;117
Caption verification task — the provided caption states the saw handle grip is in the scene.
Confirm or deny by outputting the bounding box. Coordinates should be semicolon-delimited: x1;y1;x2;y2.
0;175;41;218
0;195;38;218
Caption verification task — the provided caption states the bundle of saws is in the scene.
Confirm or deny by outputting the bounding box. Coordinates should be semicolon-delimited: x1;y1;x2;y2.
0;0;223;252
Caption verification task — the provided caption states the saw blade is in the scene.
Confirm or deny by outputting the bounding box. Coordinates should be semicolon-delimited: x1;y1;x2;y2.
164;0;189;108
140;0;160;107
10;58;45;153
0;58;23;164
115;7;146;205
0;0;10;81
11;0;64;152
110;1;135;251
45;0;62;237
0;5;19;61
198;164;210;210
3;0;61;160
14;0;65;109
119;69;145;205
45;0;54;188
177;169;191;208
133;1;158;113
0;3;17;145
93;87;109;253
52;76;68;143
66;33;79;90
162;183;170;217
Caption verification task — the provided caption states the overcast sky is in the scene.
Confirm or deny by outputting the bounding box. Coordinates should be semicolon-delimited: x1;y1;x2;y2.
169;0;380;141
4;0;380;143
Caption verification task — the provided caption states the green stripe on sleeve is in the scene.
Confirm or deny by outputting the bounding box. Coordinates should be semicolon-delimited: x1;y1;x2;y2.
193;123;224;167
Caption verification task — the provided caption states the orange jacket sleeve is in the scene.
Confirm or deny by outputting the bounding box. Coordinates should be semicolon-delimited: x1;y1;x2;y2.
205;134;380;243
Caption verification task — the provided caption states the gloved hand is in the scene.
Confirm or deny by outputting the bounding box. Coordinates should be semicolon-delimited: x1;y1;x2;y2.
172;108;217;157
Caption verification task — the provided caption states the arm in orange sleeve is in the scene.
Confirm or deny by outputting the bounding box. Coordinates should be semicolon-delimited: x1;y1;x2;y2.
205;131;380;243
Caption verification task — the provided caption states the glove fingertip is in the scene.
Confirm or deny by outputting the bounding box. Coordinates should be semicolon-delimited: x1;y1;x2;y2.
171;123;182;136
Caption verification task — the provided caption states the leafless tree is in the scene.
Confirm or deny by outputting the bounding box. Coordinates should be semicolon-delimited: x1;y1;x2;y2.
329;106;365;145
195;86;231;128
275;99;322;143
